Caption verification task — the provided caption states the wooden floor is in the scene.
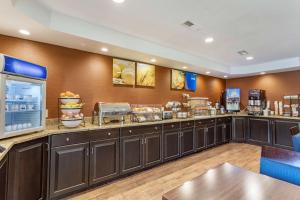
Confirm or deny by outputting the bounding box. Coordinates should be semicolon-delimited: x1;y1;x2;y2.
67;143;261;200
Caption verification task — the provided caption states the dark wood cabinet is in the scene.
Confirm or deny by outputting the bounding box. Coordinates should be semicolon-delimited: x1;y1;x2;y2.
0;156;8;200
216;124;223;145
89;138;119;185
248;118;271;145
216;123;231;144
272;120;298;149
195;127;206;151
7;138;48;200
224;123;231;142
232;117;246;142
181;128;194;156
206;126;216;147
50;142;89;199
120;125;162;174
120;135;143;174
163;130;181;161
144;132;162;168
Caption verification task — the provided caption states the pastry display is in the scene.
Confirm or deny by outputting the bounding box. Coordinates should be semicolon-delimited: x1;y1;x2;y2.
131;105;162;122
61;113;83;120
58;91;85;128
60;102;84;109
60;91;80;98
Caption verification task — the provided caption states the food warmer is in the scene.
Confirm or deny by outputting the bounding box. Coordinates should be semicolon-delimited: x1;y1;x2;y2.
93;102;132;125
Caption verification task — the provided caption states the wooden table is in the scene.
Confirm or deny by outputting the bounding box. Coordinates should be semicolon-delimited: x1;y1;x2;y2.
162;163;300;200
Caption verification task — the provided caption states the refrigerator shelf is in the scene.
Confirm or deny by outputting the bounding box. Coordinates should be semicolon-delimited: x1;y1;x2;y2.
5;110;41;113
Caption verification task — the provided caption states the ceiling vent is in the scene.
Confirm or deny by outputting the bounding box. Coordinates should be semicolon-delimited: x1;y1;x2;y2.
182;21;194;28
238;50;248;56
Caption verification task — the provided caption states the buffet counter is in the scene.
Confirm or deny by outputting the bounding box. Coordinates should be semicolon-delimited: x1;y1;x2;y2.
1;114;300;162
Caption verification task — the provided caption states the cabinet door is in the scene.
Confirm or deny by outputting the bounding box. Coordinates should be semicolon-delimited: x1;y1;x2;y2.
163;131;180;161
273;120;298;149
90;138;119;185
7;138;48;200
224;123;231;143
50;143;89;199
216;124;224;145
181;128;194;156
195;127;206;151
144;133;162;168
120;136;143;175
248;118;271;145
232;117;246;142
0;156;8;200
206;126;216;147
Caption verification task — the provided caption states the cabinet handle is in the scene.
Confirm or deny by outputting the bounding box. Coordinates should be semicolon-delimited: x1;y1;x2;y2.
142;139;144;145
144;138;147;144
171;125;174;128
129;130;132;133
155;126;158;130
108;132;112;136
86;148;89;156
66;137;70;142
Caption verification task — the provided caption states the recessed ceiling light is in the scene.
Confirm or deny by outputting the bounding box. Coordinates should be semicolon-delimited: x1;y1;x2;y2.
19;29;30;36
246;56;254;60
260;72;266;75
112;0;125;3
101;47;108;52
150;58;156;63
182;66;188;69
238;50;248;56
206;71;211;74
224;75;228;78
204;37;214;43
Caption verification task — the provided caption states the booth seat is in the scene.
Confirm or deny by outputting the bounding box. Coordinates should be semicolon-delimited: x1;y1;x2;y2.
260;146;300;186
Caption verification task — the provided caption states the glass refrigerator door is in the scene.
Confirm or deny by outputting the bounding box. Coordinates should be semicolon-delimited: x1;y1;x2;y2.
4;78;44;135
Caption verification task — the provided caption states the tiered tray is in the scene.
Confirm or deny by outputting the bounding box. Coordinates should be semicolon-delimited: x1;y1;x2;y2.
58;97;85;129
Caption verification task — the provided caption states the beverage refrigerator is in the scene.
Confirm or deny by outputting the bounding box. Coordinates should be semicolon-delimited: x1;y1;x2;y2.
0;54;47;139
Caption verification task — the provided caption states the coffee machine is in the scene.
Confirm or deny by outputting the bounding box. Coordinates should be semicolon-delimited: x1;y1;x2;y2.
248;89;266;115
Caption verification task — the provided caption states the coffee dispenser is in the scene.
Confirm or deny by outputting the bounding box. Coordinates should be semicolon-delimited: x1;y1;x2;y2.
248;89;266;115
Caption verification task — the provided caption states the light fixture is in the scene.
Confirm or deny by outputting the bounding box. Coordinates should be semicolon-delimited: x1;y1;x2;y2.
206;71;211;74
150;58;156;63
101;47;108;52
112;0;125;3
224;75;228;78
19;29;30;36
237;50;248;56
260;72;266;75
182;66;188;69
205;37;214;43
246;56;254;60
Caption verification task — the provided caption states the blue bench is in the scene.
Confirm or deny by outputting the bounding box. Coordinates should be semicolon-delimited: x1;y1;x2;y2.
260;146;300;186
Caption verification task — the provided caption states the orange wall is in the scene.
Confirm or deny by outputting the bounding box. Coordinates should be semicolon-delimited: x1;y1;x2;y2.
0;35;226;118
226;71;300;109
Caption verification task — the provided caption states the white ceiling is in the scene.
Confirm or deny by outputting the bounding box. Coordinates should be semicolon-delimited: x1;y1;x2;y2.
1;0;300;78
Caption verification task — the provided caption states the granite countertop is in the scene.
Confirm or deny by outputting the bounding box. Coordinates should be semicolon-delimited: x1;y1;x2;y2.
1;113;300;162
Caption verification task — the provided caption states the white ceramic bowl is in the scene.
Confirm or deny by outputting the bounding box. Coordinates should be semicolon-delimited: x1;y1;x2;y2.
61;119;82;128
60;98;80;104
61;108;81;115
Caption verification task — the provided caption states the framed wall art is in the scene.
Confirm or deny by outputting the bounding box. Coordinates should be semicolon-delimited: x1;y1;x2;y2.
113;58;136;85
136;62;155;87
171;69;185;89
